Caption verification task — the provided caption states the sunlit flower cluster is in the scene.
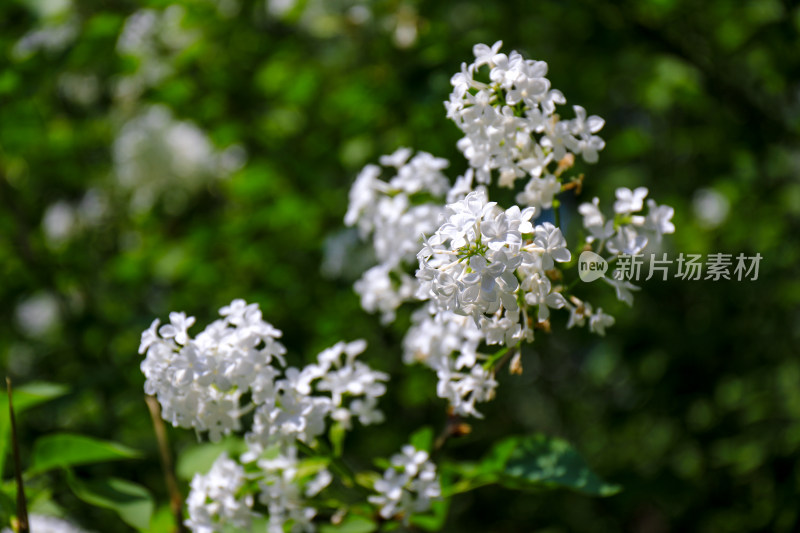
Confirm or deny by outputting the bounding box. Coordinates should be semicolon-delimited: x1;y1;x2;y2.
344;42;676;419
446;41;605;196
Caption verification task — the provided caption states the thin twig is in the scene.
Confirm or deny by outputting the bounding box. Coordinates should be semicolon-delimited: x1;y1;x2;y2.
434;409;471;452
7;378;28;533
145;395;188;533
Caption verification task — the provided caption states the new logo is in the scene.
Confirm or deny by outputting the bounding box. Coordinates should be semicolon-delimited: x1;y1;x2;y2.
578;251;608;282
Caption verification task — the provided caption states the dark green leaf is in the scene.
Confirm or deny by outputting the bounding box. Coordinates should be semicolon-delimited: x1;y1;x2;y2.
67;472;154;531
28;434;141;475
488;435;621;497
0;382;68;477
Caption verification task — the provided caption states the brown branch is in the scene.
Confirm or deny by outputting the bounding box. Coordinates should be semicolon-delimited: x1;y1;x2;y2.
6;378;28;533
434;409;472;452
145;396;188;533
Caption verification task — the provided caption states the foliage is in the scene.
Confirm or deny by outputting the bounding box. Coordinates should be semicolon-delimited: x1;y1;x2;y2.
1;0;799;531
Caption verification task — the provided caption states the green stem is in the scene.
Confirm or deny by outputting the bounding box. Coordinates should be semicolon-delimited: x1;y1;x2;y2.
442;477;497;497
482;345;514;370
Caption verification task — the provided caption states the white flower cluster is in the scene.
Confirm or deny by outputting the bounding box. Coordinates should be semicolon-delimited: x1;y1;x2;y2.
12;0;79;60
255;446;334;533
579;187;675;305
417;188;570;337
185;453;254;533
114;105;245;212
579;186;675;254
403;307;496;418
41;189;108;249
344;148;450;322
141;300;390;532
405;189;574;416
114;6;199;101
368;444;441;523
343;42;677;420
446;41;605;195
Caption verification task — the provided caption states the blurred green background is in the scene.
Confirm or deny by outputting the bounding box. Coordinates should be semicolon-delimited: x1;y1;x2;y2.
1;0;800;531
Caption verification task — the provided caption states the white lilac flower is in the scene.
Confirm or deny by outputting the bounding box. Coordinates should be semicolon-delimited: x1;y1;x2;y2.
114;105;244;212
437;364;499;418
446;41;604;186
566;299;591;330
354;265;416;324
692;188;730;228
141;301;386;447
602;277;641;306
515;173;560;209
344;150;449;322
588;308;615;336
578;197;604;228
532;222;571;270
579;193;674;256
13;15;79;60
403;307;482;368
522;271;567;322
114;6;200;100
256;447;322;533
15;292;61;337
613;187;649;215
158;311;196;345
605;225;649;256
142;302;393;532
185;453;254;533
644;199;676;242
402;306;502;416
42;190;109;249
417;190;565;330
565;105;606;163
369;444;441;523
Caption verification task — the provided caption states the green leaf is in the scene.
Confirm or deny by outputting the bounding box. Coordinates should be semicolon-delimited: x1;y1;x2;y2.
296;457;330;480
145;504;176;533
1;383;68;412
354;471;380;491
409;426;434;453
0;486;15;517
488;435;621;496
0;382;68;477
28;434;141;475
67;472;154;531
319;514;378;533
175;437;246;481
